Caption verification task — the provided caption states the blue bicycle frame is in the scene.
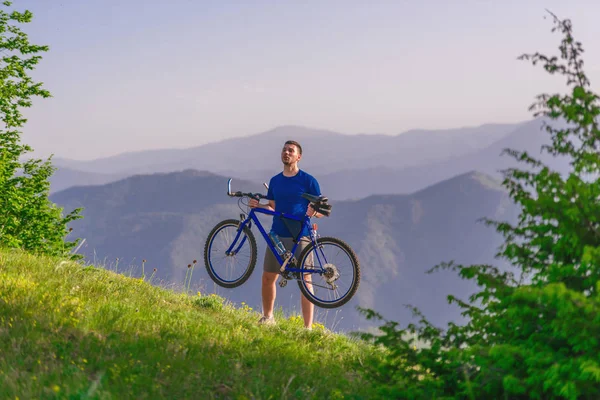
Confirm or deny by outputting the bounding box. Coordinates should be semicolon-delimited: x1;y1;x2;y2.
225;206;326;276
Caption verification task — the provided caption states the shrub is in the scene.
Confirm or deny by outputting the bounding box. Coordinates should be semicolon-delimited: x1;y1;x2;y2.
0;1;81;257
359;12;600;400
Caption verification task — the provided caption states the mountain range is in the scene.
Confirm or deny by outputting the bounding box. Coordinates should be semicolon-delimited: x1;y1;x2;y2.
52;123;519;175
49;118;571;201
317;118;572;199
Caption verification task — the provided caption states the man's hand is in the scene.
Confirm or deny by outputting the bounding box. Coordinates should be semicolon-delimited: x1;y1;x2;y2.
307;204;320;218
249;198;259;208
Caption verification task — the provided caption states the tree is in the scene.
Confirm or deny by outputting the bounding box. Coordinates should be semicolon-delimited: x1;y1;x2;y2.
0;1;81;257
359;11;600;400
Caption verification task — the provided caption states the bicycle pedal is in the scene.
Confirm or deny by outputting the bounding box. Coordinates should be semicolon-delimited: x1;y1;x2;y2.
279;279;288;288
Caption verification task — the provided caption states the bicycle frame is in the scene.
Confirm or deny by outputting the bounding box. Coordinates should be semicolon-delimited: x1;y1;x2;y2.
225;207;326;275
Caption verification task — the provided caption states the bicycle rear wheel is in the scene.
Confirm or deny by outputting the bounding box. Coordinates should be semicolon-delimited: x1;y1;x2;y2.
296;236;360;308
204;219;257;288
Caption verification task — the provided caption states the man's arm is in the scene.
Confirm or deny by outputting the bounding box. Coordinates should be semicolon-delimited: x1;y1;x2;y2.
250;177;275;210
249;198;275;211
262;200;275;211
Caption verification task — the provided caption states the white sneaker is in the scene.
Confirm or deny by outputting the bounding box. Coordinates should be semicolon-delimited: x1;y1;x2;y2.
258;315;276;326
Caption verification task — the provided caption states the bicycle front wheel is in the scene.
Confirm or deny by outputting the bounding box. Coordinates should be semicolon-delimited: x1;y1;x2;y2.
296;236;360;308
203;219;257;288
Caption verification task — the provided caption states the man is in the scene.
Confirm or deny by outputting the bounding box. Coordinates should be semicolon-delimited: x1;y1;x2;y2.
248;140;322;330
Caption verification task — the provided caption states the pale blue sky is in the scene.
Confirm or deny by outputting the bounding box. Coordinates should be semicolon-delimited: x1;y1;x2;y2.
16;0;600;160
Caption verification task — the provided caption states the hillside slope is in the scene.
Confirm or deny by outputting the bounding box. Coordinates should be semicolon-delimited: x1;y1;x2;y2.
0;248;381;399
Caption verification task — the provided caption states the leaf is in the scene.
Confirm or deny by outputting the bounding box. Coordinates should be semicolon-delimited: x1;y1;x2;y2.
573;85;585;99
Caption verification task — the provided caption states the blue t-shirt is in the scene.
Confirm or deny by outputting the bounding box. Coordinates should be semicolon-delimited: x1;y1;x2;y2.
267;170;321;238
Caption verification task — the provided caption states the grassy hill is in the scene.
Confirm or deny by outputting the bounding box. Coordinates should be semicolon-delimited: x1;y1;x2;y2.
0;248;383;399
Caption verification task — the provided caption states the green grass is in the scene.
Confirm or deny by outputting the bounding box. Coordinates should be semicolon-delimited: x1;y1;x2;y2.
0;248;384;399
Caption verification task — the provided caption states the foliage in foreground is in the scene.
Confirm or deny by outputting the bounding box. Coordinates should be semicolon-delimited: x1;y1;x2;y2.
359;12;600;400
0;1;81;257
0;248;384;399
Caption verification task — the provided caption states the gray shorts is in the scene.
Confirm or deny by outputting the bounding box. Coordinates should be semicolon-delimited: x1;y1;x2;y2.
263;236;313;273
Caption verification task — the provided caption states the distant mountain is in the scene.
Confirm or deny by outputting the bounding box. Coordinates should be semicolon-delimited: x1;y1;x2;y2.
53;122;522;177
49;167;126;193
50;169;519;332
316;118;573;200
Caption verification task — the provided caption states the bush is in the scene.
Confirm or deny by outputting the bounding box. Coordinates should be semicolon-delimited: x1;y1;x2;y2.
359;12;600;400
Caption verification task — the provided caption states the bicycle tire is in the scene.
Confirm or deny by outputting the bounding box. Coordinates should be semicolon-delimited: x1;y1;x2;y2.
296;236;360;308
203;219;257;288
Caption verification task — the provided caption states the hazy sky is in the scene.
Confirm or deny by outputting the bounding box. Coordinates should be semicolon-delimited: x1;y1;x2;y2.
16;0;600;160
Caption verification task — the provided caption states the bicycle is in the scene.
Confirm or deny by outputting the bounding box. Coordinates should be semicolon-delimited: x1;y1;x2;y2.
203;179;360;309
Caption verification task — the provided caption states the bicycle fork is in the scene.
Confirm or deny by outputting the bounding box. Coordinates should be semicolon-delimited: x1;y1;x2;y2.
225;215;250;256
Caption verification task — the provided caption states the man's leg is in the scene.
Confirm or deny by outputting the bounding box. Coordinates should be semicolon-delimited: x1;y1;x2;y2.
296;237;314;329
260;246;281;323
261;271;279;319
301;274;314;329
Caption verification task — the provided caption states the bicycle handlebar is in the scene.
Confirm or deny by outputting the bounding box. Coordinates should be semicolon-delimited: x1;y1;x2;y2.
230;191;268;200
227;178;268;201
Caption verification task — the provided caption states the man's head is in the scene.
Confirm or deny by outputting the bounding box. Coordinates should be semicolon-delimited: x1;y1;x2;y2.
281;140;302;166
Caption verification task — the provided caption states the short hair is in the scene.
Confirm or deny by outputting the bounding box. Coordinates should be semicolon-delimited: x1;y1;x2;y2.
284;140;302;155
